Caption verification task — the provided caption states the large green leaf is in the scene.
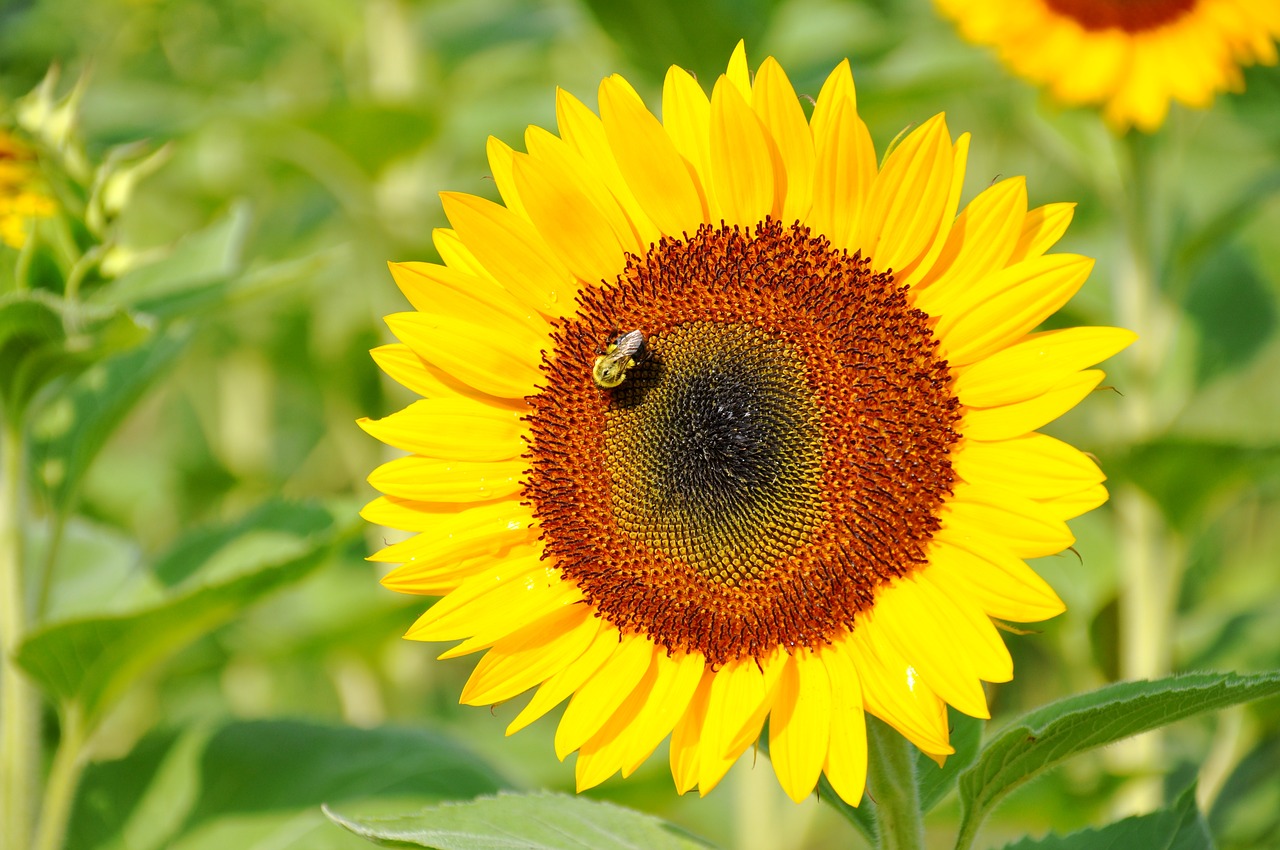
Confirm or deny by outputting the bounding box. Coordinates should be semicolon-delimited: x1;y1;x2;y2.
187;721;510;826
999;784;1212;850
15;501;352;726
324;792;713;849
31;327;190;512
957;673;1280;845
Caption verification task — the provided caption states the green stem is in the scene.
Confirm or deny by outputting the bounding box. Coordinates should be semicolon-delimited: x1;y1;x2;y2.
1;420;40;850
1111;130;1178;809
867;717;923;850
32;703;87;850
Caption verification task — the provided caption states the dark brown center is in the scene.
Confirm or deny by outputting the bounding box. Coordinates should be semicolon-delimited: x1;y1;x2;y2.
524;221;961;666
1041;0;1197;32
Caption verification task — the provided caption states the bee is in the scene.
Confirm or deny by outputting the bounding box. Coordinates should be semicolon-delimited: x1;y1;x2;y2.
592;329;645;389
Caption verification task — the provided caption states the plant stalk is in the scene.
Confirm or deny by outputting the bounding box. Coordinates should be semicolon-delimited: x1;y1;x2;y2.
867;717;924;850
1111;130;1178;812
32;703;87;850
1;419;40;850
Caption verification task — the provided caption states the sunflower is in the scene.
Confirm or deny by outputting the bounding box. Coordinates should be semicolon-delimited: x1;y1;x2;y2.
0;130;55;249
935;0;1280;131
361;43;1134;805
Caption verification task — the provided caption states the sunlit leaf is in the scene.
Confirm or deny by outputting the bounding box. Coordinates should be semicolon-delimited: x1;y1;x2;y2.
324;792;714;849
999;784;1211;850
957;673;1280;844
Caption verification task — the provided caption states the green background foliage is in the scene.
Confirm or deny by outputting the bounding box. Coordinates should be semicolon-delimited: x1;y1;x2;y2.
2;0;1279;848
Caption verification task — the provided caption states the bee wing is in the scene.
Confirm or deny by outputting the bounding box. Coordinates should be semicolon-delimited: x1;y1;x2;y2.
614;329;644;357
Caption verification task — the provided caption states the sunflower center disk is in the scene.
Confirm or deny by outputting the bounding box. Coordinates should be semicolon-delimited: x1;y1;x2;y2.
525;222;962;666
607;322;824;586
1041;0;1196;32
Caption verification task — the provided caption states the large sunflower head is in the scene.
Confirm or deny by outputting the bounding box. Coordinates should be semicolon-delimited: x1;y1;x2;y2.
935;0;1280;131
361;42;1134;805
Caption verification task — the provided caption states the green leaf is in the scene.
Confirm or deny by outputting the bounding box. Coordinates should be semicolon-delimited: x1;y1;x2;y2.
999;784;1212;850
577;0;781;84
918;710;983;813
815;774;876;843
0;289;152;418
186;721;510;828
323;792;714;849
957;673;1280;845
1182;246;1276;385
95;201;250;311
31;327;190;512
15;501;351;727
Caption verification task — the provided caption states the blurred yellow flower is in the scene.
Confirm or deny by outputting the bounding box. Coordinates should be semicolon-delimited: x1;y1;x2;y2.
0;131;55;249
936;0;1280;131
361;43;1132;805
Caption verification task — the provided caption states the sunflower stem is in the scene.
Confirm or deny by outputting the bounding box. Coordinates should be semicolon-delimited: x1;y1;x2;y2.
867;716;924;850
1;418;41;850
1110;129;1179;813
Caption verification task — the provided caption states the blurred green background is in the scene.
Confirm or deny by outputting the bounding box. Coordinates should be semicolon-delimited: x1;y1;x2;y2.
3;0;1279;847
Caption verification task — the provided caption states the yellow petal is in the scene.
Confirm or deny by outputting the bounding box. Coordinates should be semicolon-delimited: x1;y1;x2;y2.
726;40;752;102
911;176;1027;307
952;432;1105;500
388;261;547;335
705;648;786;759
933;254;1095;367
439;191;576;318
575;653;659;791
820;641;868;806
853;114;954;275
433;227;493;279
916;569;1013;683
555;632;655;758
385;310;543;399
1007;203;1075;265
963;370;1105;441
662;66;722;225
404;557;566;641
867;578;991;719
485;135;527;221
360;493;445;532
896;132;970;289
599;74;707;236
769;650;831;803
619;650;705;776
367;455;524;503
1038;483;1108;520
752;56;814;225
460;603;598;705
846;627;953;756
808;61;875;248
370;344;455;399
524;126;642;254
953;327;1136;408
358;397;525;461
709;76;782;227
555;87;661;249
507;622;617;735
927;535;1065;623
940;482;1075;559
670;671;715;794
513;151;631;286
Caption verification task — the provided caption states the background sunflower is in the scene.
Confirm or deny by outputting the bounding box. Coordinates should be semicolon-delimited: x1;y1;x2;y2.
2;1;1279;849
